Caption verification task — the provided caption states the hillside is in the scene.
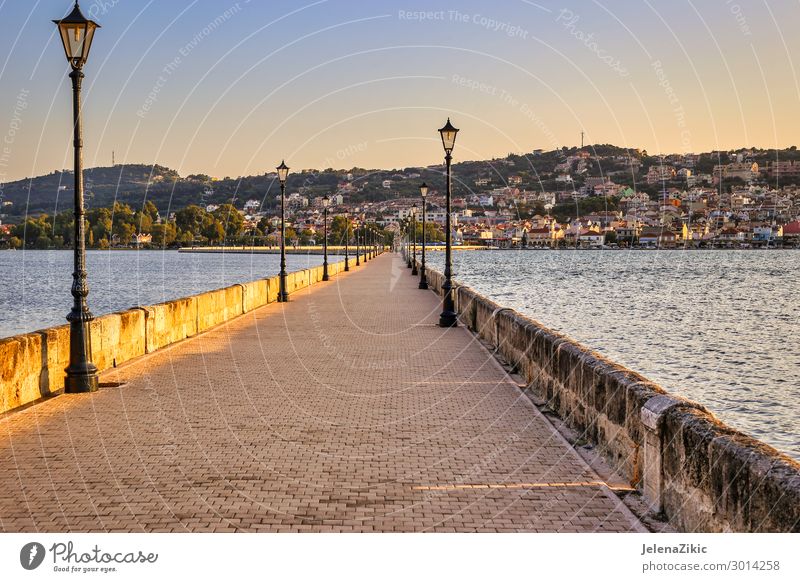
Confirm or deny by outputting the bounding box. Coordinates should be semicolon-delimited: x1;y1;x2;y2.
1;144;797;220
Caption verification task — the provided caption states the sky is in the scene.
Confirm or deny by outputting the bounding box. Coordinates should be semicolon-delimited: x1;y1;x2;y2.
1;0;799;183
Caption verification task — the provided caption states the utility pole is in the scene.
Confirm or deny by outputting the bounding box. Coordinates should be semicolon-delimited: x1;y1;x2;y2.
581;131;584;149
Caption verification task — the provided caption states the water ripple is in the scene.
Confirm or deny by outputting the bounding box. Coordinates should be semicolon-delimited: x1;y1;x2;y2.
429;249;800;460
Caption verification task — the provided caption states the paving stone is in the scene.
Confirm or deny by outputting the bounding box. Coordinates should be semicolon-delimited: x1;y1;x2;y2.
0;254;644;533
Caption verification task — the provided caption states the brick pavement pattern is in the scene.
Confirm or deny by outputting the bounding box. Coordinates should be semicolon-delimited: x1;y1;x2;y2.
0;254;645;532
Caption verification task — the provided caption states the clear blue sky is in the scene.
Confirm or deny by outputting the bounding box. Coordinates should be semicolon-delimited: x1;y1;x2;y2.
1;0;798;182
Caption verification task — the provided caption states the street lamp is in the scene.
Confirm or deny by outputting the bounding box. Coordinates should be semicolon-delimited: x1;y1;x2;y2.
322;195;330;281
411;204;418;275
343;212;350;271
438;118;459;328
276;160;289;302
354;219;361;265
361;224;367;263
54;2;101;393
406;216;413;268
419;182;429;289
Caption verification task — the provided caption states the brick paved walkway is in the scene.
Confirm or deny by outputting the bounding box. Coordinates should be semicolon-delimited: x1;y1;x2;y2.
0;254;645;532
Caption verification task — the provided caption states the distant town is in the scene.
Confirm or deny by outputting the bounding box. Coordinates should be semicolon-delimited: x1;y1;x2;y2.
2;144;800;249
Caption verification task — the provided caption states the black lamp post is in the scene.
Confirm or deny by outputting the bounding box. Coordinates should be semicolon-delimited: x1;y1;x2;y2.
406;223;412;268
438;118;459;328
361;225;367;262
343;212;350;271
355;220;361;265
54;2;100;393
411;204;418;275
419;182;429;289
277;160;289;302
322;195;330;281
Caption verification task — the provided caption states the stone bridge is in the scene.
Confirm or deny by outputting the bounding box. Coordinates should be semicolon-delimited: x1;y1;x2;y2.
0;253;644;532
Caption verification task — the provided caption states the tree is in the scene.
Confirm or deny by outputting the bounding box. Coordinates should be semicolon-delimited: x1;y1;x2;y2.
202;219;225;244
212;204;244;239
8;236;22;249
151;223;177;247
88;207;112;247
112;202;136;244
134;211;153;234
330;215;352;244
178;230;194;245
423;222;444;242
53;211;74;244
142;200;160;222
175;205;208;236
34;235;52;249
300;228;314;245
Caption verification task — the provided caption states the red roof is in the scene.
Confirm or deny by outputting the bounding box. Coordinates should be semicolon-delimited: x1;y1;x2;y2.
784;221;800;235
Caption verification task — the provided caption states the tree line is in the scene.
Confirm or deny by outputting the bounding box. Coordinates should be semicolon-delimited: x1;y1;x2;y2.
2;202;394;249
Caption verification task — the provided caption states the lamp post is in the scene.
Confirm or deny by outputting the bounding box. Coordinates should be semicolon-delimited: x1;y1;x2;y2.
355;220;361;265
438;118;459;328
419;182;429;289
406;217;412;268
54;2;101;393
411;204;418;275
322;195;330;281
343;212;350;271
361;225;367;263
276;160;289;302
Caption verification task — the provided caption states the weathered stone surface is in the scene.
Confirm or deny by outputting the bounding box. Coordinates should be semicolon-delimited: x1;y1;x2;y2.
144;296;198;353
0;333;43;413
242;279;269;312
197;285;243;332
39;325;70;395
90;310;146;370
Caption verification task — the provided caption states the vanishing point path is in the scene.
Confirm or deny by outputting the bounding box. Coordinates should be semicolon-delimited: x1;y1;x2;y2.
0;254;644;532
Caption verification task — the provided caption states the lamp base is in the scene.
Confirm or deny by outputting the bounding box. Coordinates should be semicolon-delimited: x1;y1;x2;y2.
64;372;99;393
439;311;458;328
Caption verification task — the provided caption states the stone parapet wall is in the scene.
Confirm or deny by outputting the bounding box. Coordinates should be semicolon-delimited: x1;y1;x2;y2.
0;254;366;416
419;260;799;532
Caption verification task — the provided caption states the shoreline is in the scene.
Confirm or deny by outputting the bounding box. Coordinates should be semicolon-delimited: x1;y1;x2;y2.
3;245;796;253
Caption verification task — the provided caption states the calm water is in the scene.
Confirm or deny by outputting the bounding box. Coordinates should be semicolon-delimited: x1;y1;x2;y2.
428;249;800;460
0;250;323;338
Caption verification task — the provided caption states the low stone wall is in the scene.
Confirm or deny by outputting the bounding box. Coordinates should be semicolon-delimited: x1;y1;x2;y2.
420;260;800;532
0;255;366;416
